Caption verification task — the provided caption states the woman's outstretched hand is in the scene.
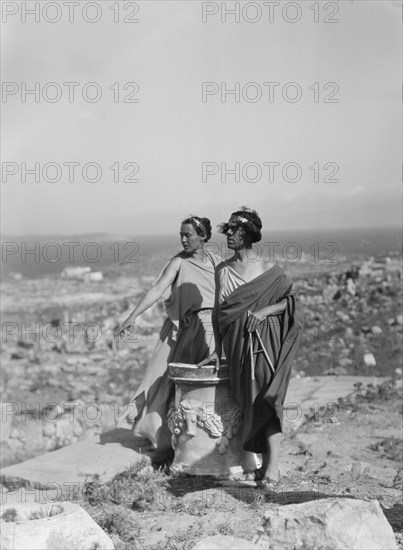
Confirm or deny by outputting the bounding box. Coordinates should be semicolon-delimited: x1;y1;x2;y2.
197;351;220;372
118;317;137;340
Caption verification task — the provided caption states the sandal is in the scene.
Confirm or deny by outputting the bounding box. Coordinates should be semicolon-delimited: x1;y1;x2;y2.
260;472;281;494
232;468;266;488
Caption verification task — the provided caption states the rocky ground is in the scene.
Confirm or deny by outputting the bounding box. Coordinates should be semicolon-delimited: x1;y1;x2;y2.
17;378;399;550
1;252;402;548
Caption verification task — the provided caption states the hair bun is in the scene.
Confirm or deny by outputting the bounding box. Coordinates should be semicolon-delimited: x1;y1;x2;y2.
182;215;212;242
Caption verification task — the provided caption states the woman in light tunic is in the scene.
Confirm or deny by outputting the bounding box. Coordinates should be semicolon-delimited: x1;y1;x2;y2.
118;216;220;453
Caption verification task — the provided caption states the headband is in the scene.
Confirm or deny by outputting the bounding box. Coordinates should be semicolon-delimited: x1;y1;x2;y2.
228;215;258;233
233;216;249;224
191;217;205;236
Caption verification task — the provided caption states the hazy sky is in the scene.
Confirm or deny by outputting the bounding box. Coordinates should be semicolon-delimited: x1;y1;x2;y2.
2;0;401;236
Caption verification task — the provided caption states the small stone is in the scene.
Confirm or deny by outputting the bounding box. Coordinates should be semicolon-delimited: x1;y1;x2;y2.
336;311;350;323
345;327;354;338
90;354;105;362
363;353;376;367
347;461;371;479
295;370;306;378
371;326;383;334
397;314;403;325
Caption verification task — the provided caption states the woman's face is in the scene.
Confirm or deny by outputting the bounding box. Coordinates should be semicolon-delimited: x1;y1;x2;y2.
180;223;204;253
224;217;247;250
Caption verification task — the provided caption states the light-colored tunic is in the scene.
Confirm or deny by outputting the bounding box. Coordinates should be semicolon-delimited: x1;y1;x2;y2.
120;251;220;452
218;264;247;304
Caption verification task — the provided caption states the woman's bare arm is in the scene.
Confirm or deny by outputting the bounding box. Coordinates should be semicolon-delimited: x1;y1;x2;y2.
119;257;181;337
246;299;287;332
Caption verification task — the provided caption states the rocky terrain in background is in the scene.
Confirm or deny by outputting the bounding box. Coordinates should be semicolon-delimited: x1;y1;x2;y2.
1;252;401;467
0;249;402;549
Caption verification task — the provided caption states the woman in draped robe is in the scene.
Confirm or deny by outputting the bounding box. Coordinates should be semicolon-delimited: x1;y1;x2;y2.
199;207;304;490
117;216;221;453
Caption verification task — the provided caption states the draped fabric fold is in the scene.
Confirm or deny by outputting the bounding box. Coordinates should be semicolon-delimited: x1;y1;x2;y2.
218;265;304;453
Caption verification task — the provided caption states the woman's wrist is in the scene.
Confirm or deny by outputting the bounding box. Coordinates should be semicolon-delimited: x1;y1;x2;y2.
253;308;269;320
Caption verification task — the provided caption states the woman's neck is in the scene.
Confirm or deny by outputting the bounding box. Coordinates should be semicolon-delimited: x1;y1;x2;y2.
233;248;251;262
185;246;205;260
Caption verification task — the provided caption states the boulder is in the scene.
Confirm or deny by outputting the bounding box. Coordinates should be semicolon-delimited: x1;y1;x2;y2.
0;501;114;550
255;498;397;550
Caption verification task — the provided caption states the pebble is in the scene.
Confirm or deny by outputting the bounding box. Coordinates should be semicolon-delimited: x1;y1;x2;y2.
345;327;354;338
363;353;376;367
371;326;383;334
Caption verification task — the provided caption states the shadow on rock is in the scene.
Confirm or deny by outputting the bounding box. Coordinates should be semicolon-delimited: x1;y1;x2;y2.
99;428;139;449
382;502;403;531
219;484;359;507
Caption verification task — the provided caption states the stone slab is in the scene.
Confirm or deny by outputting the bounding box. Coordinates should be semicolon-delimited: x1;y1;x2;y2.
285;375;389;414
0;428;143;489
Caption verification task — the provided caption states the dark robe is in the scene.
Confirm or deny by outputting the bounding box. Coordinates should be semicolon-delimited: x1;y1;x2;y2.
218;264;304;453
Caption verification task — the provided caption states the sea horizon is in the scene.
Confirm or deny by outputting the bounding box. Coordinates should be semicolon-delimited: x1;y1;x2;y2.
1;225;401;280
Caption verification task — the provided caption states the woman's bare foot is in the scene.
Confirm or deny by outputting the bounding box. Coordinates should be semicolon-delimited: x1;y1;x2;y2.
260;470;281;493
242;468;265;483
234;468;268;487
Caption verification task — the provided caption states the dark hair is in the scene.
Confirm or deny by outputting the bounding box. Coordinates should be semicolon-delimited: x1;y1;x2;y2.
218;206;262;246
181;216;212;242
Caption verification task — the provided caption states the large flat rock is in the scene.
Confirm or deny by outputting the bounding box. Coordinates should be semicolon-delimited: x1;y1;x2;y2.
285;375;388;413
0;428;143;490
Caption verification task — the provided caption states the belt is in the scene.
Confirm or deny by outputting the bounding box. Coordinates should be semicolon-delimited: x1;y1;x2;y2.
197;308;213;314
